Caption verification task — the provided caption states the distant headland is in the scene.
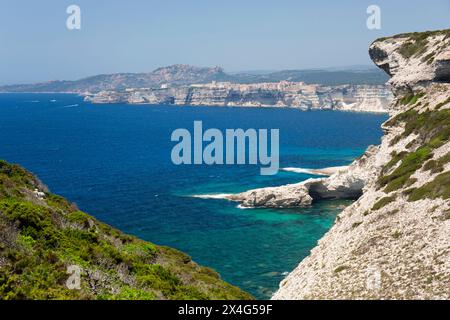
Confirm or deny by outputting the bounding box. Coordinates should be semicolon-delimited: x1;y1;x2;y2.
0;65;392;113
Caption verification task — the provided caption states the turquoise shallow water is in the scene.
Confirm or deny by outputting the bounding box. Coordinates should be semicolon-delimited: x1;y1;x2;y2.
0;93;388;298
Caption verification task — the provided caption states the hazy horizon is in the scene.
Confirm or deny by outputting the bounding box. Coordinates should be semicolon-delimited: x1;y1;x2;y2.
1;0;449;85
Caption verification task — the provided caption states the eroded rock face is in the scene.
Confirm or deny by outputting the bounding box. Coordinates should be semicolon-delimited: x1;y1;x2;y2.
369;31;450;95
272;30;450;300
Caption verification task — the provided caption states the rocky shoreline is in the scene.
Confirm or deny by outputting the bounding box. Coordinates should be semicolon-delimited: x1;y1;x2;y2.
220;162;367;208
199;30;450;299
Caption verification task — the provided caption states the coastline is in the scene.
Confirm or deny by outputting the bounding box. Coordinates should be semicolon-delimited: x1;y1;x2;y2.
271;30;450;299
0;91;390;114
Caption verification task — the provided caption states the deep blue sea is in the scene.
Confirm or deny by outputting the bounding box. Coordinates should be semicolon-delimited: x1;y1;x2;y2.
0;93;388;299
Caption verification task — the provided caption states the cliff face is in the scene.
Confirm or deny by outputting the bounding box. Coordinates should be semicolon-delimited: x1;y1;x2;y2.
85;82;392;113
271;30;450;299
182;83;391;112
0;160;252;300
369;30;450;94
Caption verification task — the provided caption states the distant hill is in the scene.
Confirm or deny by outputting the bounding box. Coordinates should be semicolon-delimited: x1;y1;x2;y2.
0;65;229;93
0;64;389;94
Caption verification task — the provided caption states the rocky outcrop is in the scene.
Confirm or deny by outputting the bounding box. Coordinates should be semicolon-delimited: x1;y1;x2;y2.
227;182;314;208
224;146;379;208
369;30;450;95
271;30;450;300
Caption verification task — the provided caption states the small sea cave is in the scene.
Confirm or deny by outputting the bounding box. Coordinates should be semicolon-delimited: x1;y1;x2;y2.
307;181;364;204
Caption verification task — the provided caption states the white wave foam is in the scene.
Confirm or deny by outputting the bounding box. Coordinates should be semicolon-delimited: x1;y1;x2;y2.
191;193;232;200
282;166;348;176
282;167;324;175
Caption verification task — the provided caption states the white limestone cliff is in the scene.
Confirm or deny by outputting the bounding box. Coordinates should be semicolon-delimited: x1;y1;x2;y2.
271;30;450;299
85;82;392;113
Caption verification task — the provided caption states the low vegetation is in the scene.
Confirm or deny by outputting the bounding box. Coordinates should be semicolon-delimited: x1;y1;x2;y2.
375;29;450;43
379;146;433;192
423;152;450;174
397;92;425;107
435;97;450;110
421;52;435;65
405;171;450;202
379;108;450;193
399;37;429;59
0;160;252;300
372;196;396;211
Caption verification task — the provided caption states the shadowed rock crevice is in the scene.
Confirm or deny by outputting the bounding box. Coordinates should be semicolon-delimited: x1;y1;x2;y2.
307;181;363;202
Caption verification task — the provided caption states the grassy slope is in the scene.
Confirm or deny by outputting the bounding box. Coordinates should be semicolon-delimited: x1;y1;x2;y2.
0;160;253;300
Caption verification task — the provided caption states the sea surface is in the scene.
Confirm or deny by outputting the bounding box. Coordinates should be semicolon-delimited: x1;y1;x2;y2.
0;93;388;299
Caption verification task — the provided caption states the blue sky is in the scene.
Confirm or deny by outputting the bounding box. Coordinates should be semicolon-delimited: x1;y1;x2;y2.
0;0;449;84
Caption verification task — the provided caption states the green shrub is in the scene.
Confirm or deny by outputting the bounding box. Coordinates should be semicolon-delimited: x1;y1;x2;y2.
435;97;450;110
375;29;450;43
399;40;428;59
379;146;433;192
372;196;396;211
379;109;450;192
421;52;435;64
17;234;36;249
0;160;253;300
399;93;424;106
406;171;450;201
423;153;450;174
66;210;91;225
0;200;55;242
112;287;155;300
122;242;157;257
